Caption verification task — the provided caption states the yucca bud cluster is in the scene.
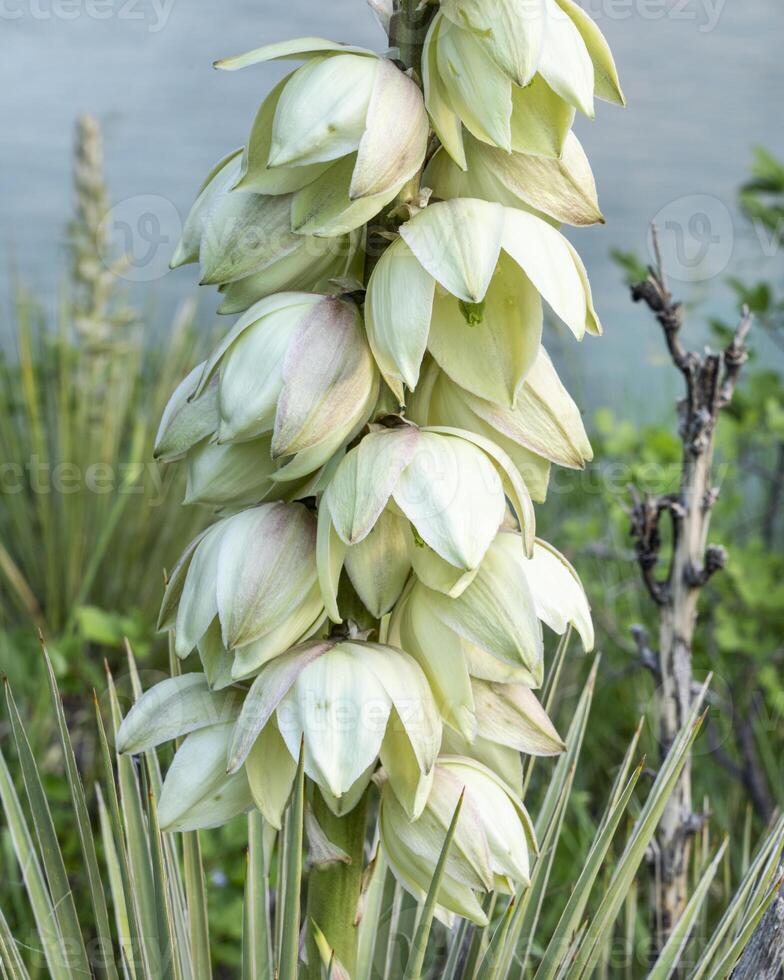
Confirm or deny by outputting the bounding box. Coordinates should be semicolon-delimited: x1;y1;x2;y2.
122;0;622;926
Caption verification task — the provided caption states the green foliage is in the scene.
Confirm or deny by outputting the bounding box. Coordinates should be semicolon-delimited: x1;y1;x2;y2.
1;641;780;979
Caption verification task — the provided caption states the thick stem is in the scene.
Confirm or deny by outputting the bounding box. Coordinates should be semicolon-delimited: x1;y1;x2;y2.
388;0;433;76
655;440;713;952
304;790;370;978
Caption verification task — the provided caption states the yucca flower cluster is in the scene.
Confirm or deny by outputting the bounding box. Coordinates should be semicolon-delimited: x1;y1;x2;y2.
119;0;621;951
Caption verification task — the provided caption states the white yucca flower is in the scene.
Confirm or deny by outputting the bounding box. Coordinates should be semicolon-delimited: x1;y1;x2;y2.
379;756;537;925
155;293;379;500
159;503;325;682
211;39;430;236
365;198;600;406
409;350;592;502
388;528;592;732
424;0;624;167
226;634;441;823
316;422;536;620
171;150;363;313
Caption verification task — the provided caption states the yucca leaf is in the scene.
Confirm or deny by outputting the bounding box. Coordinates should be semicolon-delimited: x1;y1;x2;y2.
106;672;164;976
278;749;305;980
243;810;273;980
367;863;398;980
568;684;710;979
146;790;181;980
690;816;784;980
404;790;465;980
647;838;728;980
182;829;212;980
475;897;517;980
534;761;644;980
0;747;65;980
522;627;572;798
503;657;599;976
3;682;91;977
700;871;784;980
96;785;139;980
441;915;472;980
0;902;30;980
41;646;119;979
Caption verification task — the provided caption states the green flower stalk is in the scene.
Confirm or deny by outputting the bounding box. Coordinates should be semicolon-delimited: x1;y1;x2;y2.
119;0;622;968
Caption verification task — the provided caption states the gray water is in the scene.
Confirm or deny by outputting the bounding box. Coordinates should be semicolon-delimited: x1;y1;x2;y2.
2;0;783;417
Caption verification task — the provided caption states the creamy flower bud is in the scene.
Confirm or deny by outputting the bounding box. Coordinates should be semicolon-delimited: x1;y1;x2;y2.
379;756;536;924
227;636;441;818
365;199;600;406
317;423;535;619
213;40;429;237
423;0;623;167
170;150;362;308
194;292;377;480
160;502;324;674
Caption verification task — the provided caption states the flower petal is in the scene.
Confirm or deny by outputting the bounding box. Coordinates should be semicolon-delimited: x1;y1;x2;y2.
435;19;513;150
400;199;505;304
440;0;546;85
269;55;377;168
538;0;595;117
422;530;543;677
510;74;575;157
365;238;435;400
350;58;429;200
345;640;442;776
171;150;243;268
554;0;624;105
501;207;592;339
344;509;411;618
158;724;253;832
425;130;602;227
279;647;391;798
523;539;594;650
245;718;297;830
216;503;317;649
393;431;506;570
472;680;564;755
228;639;332;771
421;15;467;170
324;426;421;545
438;347;593;468
215;37;378;71
390;586;476;740
199;192;301;287
155;362;219;463
273;298;376;458
237;77;332;195
116;675;239;754
175;521;225;657
290;153;403;237
184;436;276;508
424;425;536;555
230;583;326;681
427;251;543;407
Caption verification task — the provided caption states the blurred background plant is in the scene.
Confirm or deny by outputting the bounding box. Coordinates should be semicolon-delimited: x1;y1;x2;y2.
0;116;209;706
1;128;783;976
